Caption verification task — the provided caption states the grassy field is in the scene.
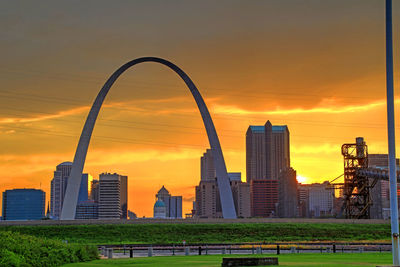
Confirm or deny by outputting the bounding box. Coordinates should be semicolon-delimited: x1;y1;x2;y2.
63;253;392;267
0;223;391;245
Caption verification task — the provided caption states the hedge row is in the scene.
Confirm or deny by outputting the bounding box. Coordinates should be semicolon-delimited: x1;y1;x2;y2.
0;223;391;245
0;231;98;267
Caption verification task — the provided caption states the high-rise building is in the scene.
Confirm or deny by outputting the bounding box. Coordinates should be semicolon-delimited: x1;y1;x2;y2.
50;162;91;219
155;186;182;218
265;121;290;180
98;173;127;219
2;189;45;220
201;149;216;181
246;121;291;217
277;167;298;218
194;167;250;218
246;126;266;182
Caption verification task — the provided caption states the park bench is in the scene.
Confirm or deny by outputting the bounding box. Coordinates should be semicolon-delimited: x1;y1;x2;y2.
221;257;278;266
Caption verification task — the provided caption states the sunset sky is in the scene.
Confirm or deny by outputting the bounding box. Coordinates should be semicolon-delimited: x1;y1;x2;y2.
1;0;400;217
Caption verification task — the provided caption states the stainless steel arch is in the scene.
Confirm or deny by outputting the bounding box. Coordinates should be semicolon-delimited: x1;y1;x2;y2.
60;57;237;219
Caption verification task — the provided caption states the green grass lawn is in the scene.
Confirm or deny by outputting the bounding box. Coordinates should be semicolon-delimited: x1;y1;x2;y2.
63;253;392;267
0;223;391;244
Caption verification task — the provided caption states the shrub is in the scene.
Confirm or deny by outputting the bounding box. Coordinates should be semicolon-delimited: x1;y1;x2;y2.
0;231;98;267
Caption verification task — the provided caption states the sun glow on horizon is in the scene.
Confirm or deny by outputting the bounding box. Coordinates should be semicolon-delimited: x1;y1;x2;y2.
296;175;309;184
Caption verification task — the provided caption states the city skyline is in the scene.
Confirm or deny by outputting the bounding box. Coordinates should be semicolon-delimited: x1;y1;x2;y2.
1;0;400;217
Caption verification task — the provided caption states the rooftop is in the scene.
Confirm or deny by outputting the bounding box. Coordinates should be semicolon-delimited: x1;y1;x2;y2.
57;161;72;166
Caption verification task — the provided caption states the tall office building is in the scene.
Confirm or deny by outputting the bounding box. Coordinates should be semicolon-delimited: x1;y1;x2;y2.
50;162;71;219
155;186;182;218
265;121;290;180
246;126;266;182
50;162;91;219
194;164;250;218
246;121;291;217
201;149;216;181
277;167;298;218
2;189;45;220
98;173;128;219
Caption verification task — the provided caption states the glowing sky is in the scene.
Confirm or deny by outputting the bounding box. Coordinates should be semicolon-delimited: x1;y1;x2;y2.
1;0;400;217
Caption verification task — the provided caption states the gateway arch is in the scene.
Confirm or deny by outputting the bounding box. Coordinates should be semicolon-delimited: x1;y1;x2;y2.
60;57;237;219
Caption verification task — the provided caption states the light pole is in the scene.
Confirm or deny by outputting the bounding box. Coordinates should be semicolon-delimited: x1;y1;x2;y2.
385;0;400;265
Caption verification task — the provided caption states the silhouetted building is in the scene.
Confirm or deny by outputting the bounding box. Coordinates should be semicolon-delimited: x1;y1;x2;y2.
250;180;278;217
230;174;251;218
298;184;310;217
155;186;182;218
246;126;266;182
50;162;91;219
246;121;291;217
2;189;45;220
265;121;290;180
120;175;128;219
98;173;127;219
90;179;99;202
300;182;333;217
201;149;216;181
277;167;298;217
195;168;250;218
368;154;400;219
75;200;98;219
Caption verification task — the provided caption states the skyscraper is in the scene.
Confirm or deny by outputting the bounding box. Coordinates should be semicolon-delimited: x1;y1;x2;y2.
246;126;266;182
98;173;128;219
50;162;91;219
50;162;71;219
201;149;216;181
265;121;290;180
277;167;298;218
246;121;292;217
195;151;250;218
2;189;45;220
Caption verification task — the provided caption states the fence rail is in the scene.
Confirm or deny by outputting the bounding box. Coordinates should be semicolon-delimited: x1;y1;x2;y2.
97;242;392;259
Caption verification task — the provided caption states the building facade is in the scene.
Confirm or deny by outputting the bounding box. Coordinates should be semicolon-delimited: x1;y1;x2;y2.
50;162;91;219
75;200;98;219
299;182;333;217
368;154;399;219
246;126;266;182
250;180;278;217
277;167;298;218
155;186;182;218
2;189;45;220
246;121;292;217
98;173;127;219
194;167;250;218
201;149;216;181
153;199;167;218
